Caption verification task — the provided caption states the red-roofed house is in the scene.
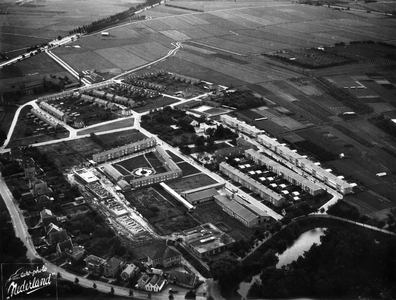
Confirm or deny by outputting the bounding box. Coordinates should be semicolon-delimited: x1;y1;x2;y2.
146;245;181;268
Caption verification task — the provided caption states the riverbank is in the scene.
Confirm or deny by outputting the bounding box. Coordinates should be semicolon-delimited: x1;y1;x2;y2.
243;215;394;267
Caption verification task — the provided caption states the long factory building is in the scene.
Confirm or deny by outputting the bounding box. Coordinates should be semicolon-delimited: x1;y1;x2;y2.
256;134;353;194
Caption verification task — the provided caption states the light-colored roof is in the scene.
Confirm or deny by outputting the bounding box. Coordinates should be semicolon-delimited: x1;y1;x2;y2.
214;194;257;223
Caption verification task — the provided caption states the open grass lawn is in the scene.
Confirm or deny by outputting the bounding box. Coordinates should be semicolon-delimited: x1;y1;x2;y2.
76;118;135;136
167;174;218;193
132;96;179;113
166;150;184;162
177;161;201;177
95;129;147;148
116;155;151;172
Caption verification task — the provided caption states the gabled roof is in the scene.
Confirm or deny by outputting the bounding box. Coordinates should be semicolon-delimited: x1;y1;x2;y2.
148;275;159;286
49;230;68;244
45;222;61;234
147;244;181;261
122;264;138;276
36;195;51;204
169;270;196;287
40;208;53;218
105;257;122;269
58;238;73;252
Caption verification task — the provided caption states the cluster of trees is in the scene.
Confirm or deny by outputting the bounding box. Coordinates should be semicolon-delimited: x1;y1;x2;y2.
248;226;396;299
369;114;396;138
209;90;266;110
0;212;28;263
265;48;355;69
314;77;374;114
294;140;337;162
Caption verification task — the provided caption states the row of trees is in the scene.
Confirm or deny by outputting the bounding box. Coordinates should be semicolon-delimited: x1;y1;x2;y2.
68;0;162;35
369;114;396;138
313;77;374;114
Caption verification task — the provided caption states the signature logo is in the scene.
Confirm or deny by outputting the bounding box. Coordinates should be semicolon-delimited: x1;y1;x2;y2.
4;264;53;299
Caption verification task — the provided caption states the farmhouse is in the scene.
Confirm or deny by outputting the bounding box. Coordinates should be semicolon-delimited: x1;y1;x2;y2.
257;134;353;194
219;162;285;207
92;137;156;163
182;223;235;258
214;194;271;227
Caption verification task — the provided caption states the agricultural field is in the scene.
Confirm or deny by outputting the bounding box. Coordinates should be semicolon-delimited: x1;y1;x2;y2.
46;2;395;87
0;0;145;55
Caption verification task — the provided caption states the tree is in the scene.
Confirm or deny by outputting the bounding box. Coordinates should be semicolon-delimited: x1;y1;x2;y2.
110;286;114;294
93;282;97;289
185;290;196;299
209;255;243;295
129;289;133;297
74;277;79;285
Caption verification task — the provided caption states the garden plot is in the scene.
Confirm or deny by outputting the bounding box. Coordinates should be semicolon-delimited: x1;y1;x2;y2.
124;188;199;235
94;47;148;70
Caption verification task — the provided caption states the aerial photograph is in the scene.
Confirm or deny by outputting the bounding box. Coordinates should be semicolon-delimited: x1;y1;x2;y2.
0;0;395;299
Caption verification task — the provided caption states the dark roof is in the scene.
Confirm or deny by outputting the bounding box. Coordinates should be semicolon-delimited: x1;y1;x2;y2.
105;257;122;269
169;270;196;287
58;239;73;252
49;230;68;244
147;244;181;261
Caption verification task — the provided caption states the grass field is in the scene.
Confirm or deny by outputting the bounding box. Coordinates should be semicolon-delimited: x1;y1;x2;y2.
76;118;135;136
177;161;201;176
167;173;218;193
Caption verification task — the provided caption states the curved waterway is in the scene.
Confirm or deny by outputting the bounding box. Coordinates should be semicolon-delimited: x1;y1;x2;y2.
238;228;327;298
